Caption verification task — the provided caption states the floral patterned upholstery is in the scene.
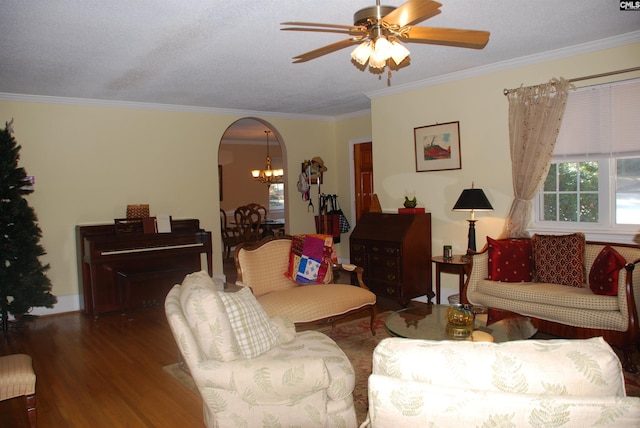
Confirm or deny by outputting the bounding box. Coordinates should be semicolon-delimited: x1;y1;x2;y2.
165;271;357;427
361;337;640;427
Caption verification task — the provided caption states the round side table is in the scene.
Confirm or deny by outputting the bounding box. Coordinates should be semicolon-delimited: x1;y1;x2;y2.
431;255;472;304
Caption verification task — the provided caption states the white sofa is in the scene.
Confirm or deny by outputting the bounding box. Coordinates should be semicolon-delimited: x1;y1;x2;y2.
466;239;640;372
361;337;640;427
165;271;358;427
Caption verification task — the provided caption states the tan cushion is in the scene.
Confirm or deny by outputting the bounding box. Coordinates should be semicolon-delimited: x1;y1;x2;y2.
0;354;36;400
179;270;239;361
257;284;375;323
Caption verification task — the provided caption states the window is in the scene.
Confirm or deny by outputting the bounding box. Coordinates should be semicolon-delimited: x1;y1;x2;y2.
269;183;284;210
534;79;640;232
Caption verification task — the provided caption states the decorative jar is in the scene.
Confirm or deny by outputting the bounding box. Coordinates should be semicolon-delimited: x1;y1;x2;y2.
446;303;475;326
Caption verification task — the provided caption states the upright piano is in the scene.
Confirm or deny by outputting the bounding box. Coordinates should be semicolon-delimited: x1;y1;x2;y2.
76;219;213;317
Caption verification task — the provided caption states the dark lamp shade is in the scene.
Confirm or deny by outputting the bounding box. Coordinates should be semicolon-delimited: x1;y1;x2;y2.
452;189;493;211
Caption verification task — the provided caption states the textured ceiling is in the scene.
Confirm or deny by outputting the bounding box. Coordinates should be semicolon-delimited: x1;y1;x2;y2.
1;0;639;127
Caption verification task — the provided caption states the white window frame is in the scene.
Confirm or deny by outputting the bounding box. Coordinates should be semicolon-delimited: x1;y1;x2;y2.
530;79;640;244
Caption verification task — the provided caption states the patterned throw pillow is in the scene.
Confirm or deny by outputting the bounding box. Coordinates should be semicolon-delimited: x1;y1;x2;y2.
532;233;586;287
487;237;533;282
589;246;626;296
219;287;279;359
285;234;337;285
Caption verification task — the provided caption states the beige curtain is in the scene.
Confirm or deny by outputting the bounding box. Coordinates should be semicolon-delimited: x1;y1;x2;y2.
499;78;572;238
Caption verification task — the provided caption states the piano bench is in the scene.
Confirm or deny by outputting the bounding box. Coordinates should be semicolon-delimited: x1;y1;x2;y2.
117;268;187;320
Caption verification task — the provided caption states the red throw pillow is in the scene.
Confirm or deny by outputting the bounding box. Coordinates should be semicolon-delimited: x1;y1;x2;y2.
487;237;533;282
589;246;626;296
532;233;585;287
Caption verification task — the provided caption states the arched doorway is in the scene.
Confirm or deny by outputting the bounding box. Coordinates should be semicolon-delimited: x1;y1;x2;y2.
218;118;287;274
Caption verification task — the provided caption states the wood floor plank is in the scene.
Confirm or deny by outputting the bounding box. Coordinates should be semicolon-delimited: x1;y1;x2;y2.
1;308;203;427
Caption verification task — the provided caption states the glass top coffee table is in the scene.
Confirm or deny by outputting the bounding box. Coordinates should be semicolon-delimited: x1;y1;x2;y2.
385;305;537;343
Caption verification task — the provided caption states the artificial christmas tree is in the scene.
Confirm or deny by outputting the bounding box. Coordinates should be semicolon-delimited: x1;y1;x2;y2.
0;119;56;332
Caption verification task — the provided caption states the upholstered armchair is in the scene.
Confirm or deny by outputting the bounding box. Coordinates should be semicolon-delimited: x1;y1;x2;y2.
361;337;640;427
165;271;357;428
234;235;377;332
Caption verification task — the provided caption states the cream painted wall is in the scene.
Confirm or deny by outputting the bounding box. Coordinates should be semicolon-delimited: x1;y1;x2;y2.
0;100;341;313
368;42;640;301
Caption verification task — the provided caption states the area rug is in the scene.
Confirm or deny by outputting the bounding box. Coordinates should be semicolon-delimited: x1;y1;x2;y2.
164;311;640;425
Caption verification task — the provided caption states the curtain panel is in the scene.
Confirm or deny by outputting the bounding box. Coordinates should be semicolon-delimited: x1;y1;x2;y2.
499;78;572;238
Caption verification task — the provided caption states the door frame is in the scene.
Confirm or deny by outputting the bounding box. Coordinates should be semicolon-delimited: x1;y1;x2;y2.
349;137;373;227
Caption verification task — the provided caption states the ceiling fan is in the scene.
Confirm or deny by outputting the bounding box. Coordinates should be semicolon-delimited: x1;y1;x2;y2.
282;0;490;76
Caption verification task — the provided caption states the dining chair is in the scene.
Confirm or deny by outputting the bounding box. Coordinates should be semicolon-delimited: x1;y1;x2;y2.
220;209;241;259
246;203;268;236
234;206;262;245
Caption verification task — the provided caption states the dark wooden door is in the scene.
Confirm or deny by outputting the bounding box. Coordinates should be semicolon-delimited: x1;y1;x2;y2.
354;141;374;222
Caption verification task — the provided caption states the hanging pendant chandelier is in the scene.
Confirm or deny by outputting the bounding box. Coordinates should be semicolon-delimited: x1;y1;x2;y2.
251;130;283;185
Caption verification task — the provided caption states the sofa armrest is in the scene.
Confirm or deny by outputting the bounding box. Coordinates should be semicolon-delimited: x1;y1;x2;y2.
464;249;489;304
372;337;627;397
366;374;640;427
333;263;370;290
194;356;330;404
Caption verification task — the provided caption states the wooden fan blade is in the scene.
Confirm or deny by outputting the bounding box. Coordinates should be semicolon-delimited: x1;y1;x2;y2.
282;27;367;37
383;0;442;28
281;21;355;30
292;38;360;63
406;27;490;49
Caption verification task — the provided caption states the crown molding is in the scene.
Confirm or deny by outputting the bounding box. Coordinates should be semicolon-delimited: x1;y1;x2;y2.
366;31;640;100
0;92;337;122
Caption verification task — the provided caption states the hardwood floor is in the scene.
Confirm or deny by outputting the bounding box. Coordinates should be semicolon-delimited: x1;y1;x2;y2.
0;258;397;427
0;307;203;427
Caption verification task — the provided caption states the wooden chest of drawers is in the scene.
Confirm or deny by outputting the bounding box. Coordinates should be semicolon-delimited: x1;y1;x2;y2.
349;212;432;306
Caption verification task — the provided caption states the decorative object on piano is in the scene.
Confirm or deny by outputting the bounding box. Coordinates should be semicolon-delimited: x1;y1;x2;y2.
452;182;493;252
0;119;57;332
126;204;150;219
156;214;172;233
251;130;283;186
414;121;462;172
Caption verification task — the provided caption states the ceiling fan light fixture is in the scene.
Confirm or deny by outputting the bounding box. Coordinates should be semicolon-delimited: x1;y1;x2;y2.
389;39;410;64
373;36;392;59
368;53;386;69
251;130;283;186
351;40;373;65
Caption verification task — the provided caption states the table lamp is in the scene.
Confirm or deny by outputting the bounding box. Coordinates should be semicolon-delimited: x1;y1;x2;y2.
452;184;493;252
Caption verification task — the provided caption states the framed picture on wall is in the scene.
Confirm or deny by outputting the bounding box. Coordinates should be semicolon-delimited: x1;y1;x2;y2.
414;121;462;172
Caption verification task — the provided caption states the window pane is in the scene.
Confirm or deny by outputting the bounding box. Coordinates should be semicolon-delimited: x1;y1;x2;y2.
543;194;557;221
559;163;577;192
616;158;640;225
579;193;598;222
544;164;557;191
269;183;284;210
559;194;577;222
579;161;598;191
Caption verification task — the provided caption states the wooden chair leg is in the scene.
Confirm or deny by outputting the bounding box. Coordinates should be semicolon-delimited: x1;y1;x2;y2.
25;393;37;428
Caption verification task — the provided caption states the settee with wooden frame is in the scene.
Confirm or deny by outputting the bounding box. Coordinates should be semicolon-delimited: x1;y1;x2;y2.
465;237;640;373
234;235;377;333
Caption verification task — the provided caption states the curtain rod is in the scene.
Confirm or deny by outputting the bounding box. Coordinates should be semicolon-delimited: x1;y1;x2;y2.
503;66;640;96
